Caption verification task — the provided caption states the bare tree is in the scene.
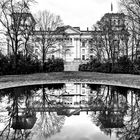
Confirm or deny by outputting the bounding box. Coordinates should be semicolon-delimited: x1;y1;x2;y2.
90;30;106;62
0;0;36;73
92;20;118;70
119;0;140;60
91;14;129;71
33;10;63;71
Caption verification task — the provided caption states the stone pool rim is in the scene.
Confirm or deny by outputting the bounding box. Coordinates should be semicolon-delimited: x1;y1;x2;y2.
0;72;140;90
0;80;140;90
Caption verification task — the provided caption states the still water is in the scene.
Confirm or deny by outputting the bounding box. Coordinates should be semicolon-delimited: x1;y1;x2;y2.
0;83;139;140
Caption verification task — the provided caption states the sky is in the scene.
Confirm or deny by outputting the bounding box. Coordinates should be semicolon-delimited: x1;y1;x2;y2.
33;113;117;140
31;0;119;30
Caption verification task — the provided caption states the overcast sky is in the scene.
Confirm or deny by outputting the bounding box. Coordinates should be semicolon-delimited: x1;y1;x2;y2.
31;0;119;30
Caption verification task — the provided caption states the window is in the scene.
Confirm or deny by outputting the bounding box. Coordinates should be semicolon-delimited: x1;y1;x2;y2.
82;84;85;88
68;38;72;45
82;89;85;94
82;49;85;54
82;41;85;47
66;49;70;54
82;55;85;60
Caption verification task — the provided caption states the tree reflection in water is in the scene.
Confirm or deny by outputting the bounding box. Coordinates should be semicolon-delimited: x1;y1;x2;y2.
0;86;37;140
31;84;65;139
88;84;140;140
116;88;140;140
32;112;65;139
0;83;140;140
0;84;65;140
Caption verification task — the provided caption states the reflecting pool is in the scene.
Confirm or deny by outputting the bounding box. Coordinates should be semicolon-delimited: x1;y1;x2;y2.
0;83;140;140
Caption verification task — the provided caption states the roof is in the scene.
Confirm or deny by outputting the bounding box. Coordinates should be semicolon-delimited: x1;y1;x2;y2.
33;26;102;37
103;13;125;18
100;13;126;22
55;25;81;35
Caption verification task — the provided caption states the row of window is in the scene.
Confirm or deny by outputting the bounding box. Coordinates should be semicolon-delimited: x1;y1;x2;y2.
34;48;92;61
82;49;94;54
34;37;92;48
82;55;93;60
104;18;124;26
34;51;91;61
112;19;123;26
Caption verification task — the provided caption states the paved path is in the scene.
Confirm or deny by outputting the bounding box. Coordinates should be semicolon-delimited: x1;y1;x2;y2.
0;72;140;89
64;62;80;71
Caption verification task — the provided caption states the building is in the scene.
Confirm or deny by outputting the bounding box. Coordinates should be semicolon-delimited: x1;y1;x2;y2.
33;25;94;61
100;13;126;31
31;12;128;70
98;13;129;60
4;12;128;71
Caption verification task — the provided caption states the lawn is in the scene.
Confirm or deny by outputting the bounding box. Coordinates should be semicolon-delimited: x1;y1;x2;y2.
0;71;140;89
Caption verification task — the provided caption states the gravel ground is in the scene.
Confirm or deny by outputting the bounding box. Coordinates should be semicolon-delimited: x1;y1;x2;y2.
0;72;140;89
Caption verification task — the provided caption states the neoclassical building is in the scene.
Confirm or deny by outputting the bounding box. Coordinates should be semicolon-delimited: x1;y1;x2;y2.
32;12;128;70
33;25;94;61
5;12;128;71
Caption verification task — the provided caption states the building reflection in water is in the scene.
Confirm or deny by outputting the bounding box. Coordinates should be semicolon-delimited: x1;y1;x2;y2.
0;83;139;140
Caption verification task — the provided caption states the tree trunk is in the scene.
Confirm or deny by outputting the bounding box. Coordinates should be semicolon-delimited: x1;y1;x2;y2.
14;39;18;74
42;44;45;72
131;36;134;61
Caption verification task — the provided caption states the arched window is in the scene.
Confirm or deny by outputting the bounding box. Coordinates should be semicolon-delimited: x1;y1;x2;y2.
82;49;85;54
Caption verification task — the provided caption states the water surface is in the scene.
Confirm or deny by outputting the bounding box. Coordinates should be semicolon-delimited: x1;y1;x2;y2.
0;83;139;140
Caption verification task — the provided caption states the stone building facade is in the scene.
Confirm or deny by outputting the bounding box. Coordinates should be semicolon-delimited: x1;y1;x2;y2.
5;12;129;71
33;13;128;59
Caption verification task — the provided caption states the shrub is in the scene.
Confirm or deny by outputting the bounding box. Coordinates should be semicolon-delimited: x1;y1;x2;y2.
0;53;42;75
10;54;42;74
44;58;64;72
79;64;88;71
0;53;10;75
79;56;138;74
114;56;136;74
0;53;64;75
134;58;140;73
79;59;101;72
95;62;112;73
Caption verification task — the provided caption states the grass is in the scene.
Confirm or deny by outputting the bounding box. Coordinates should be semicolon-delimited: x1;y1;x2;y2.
0;71;140;89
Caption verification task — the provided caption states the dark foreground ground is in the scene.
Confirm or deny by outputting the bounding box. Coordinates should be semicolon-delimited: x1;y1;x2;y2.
0;71;140;89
